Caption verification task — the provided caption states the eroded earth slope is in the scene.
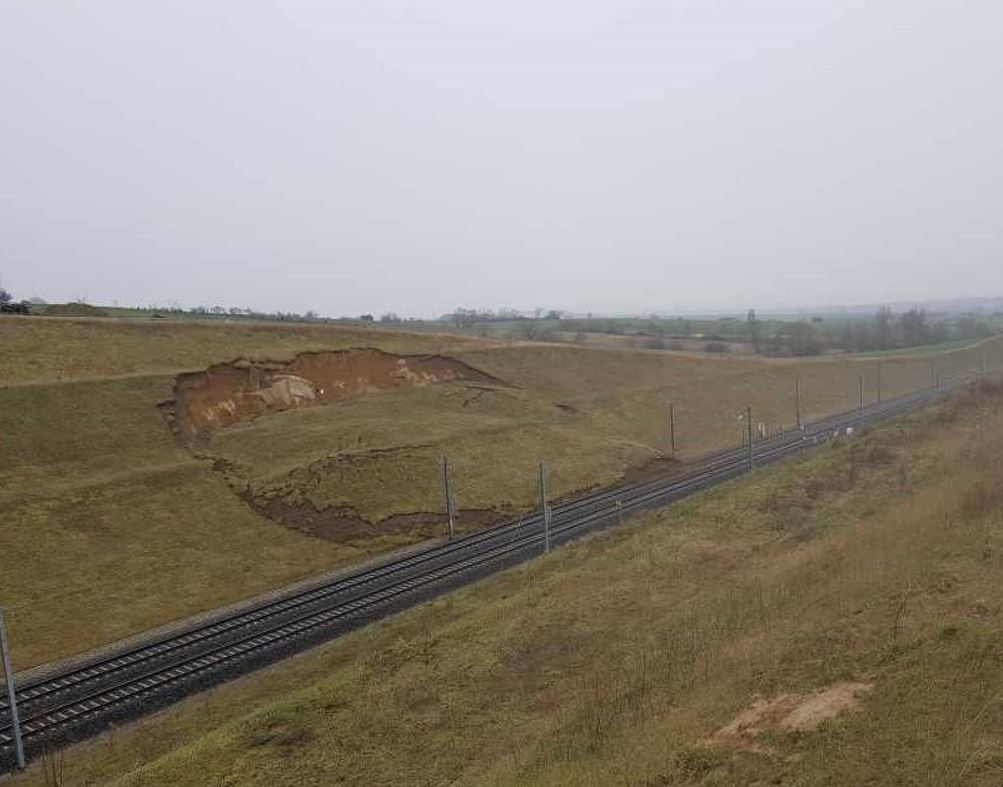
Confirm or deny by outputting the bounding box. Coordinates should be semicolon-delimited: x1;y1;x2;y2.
160;348;506;440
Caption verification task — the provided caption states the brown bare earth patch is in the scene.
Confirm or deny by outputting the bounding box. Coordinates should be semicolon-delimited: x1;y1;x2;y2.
246;493;503;541
159;348;507;440
709;682;874;752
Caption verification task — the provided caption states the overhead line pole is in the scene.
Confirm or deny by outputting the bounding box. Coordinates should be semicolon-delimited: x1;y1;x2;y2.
442;457;455;541
858;374;864;413
668;402;676;459
0;607;25;771
877;362;882;403
747;406;754;471
538;462;551;554
795;377;802;431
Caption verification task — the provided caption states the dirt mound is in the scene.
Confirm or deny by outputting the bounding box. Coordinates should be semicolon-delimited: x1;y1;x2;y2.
160;348;506;440
709;682;873;752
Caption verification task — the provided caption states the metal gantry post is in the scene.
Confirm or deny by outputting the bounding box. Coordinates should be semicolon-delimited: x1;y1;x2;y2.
668;402;676;459
442;456;455;541
538;462;551;554
747;406;754;471
0;607;25;770
795;377;802;430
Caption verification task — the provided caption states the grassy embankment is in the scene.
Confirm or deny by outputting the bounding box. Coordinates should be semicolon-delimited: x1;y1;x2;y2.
0;317;482;670
10;383;1003;786
2;315;1002;672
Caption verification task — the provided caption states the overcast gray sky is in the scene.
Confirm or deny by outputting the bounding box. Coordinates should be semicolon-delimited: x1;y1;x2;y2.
2;1;1001;317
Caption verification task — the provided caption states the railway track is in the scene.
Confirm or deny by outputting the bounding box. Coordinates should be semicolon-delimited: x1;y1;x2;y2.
0;374;985;769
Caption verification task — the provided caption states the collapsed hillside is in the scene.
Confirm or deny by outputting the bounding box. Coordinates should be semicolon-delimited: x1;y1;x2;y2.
155;340;1003;543
159;348;507;441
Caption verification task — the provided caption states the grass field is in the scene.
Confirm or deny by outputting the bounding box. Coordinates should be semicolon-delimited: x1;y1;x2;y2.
0;316;482;384
2;315;1003;673
10;385;1003;786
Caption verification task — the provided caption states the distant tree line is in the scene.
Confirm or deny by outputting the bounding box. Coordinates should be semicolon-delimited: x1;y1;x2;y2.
746;307;996;356
437;306;999;357
573;308;996;356
114;304;336;323
442;307;552;328
739;307;995;356
806;308;991;354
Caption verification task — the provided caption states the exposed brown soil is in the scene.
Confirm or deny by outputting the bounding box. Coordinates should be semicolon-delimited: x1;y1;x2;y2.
709;682;873;752
247;493;504;542
242;453;681;543
208;427;688;543
160;348;507;440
